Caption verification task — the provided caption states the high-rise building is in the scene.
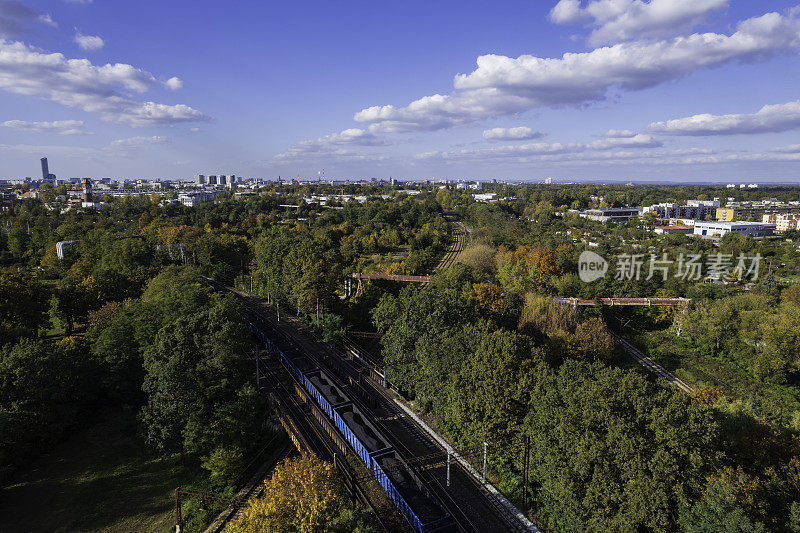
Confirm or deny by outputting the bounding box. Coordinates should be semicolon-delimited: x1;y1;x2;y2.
40;157;56;183
208;175;218;185
218;175;228;186
194;174;206;185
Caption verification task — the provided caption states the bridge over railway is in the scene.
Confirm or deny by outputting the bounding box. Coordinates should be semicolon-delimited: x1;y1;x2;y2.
346;220;468;296
554;297;691;307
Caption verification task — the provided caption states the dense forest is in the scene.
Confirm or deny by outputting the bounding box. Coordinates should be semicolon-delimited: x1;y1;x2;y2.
0;189;445;530
1;183;799;532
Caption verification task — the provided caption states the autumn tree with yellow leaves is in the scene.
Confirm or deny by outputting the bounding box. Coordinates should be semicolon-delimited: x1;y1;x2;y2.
469;282;504;313
226;455;374;533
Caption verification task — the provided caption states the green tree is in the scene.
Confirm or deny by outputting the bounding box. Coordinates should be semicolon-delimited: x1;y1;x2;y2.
525;361;720;532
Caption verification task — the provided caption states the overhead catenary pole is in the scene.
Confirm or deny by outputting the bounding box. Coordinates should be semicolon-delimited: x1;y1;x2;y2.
447;451;451;487
523;434;530;509
174;489;182;533
482;442;488;482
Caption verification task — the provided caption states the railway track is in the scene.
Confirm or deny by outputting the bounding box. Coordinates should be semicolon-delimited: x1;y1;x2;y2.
610;331;695;393
204;440;295;533
229;287;533;532
205;279;396;532
419;220;467;289
436;221;467;271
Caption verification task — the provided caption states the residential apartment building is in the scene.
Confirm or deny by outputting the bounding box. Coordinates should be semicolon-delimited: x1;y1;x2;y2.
716;201;800;221
762;213;800;232
643;199;719;220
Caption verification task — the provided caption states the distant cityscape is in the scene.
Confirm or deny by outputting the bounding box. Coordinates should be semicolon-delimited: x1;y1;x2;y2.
2;156;797;240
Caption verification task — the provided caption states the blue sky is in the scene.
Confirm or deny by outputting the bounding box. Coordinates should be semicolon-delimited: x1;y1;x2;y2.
2;0;800;182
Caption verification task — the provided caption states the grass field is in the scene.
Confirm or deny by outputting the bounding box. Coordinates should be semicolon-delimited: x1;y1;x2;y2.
0;411;193;533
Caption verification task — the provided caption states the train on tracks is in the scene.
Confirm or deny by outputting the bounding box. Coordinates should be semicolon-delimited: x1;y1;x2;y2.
246;319;454;533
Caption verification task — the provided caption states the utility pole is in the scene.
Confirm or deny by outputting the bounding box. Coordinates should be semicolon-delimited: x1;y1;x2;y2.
523;434;530;509
482;442;488;483
277;302;280;322
447;451;451;487
174;489;182;533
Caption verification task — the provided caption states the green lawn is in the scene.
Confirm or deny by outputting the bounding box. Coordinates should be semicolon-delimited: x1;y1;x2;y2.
0;412;193;533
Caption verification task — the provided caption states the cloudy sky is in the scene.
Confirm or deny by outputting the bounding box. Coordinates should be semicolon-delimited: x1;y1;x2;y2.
2;0;800;182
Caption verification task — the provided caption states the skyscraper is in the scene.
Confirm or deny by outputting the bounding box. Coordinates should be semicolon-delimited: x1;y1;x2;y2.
40;157;56;183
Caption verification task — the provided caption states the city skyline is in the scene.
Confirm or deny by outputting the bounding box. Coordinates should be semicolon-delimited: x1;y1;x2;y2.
2;1;800;182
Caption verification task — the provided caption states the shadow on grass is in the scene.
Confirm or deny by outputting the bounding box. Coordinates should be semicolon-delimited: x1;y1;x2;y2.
0;410;194;533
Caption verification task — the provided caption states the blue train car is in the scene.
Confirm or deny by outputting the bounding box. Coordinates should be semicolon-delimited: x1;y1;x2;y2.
249;320;452;533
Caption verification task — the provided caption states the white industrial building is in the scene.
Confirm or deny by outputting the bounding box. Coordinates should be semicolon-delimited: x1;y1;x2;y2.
178;191;218;207
580;207;643;223
693;221;776;238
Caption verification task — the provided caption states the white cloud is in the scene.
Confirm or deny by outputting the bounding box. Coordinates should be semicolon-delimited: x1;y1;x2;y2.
106;135;169;154
64;0;93;4
274;148;386;163
418;130;661;162
165;76;183;90
275;128;389;160
0;135;169;162
108;135;168;148
603;129;637;138
38;13;56;28
355;9;800;134
588;132;661;149
415;145;730;167
0;142;94;156
2;119;90;134
74;31;103;50
771;144;800;153
483;126;545;141
549;0;729;46
412;144;800;167
0;1;56;36
0;40;208;127
648;100;800;136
